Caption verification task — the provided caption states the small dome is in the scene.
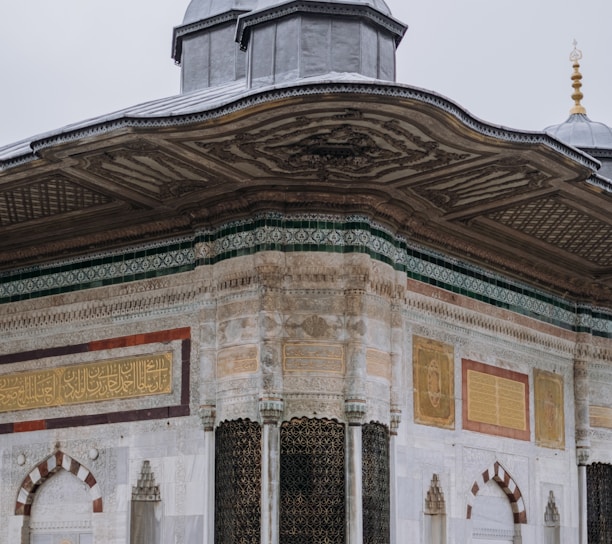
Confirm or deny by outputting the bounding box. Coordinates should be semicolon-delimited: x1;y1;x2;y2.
546;113;612;151
183;0;257;24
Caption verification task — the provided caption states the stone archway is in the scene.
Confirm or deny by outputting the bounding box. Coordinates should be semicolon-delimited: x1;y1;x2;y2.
466;462;526;543
15;451;103;516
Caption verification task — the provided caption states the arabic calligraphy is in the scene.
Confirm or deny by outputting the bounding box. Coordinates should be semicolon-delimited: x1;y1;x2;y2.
467;369;526;431
283;343;345;373
0;352;172;412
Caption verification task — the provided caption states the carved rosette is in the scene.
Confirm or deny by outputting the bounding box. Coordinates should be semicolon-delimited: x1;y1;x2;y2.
259;398;284;425
198;404;216;432
345;399;367;426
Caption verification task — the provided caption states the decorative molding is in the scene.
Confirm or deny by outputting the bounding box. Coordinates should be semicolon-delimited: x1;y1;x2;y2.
236;1;407;49
1;212;610;338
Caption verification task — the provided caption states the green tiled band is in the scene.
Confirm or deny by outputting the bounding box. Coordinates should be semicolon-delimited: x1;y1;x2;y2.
1;213;609;338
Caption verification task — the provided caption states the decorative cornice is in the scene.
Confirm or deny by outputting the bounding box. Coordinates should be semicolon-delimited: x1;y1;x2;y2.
235;1;407;50
1;82;599;172
172;10;249;63
1;213;610;338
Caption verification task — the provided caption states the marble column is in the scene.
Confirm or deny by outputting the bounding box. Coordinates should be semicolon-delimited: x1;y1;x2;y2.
573;336;591;544
346;399;367;544
389;301;404;544
198;405;216;544
389;409;401;544
260;398;284;544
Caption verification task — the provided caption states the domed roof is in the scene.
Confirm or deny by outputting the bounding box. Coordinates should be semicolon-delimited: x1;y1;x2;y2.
183;0;392;23
545;42;612;151
183;0;257;24
546;114;612;151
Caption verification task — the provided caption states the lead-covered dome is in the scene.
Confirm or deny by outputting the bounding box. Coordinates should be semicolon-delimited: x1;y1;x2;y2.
546;113;612;151
173;0;407;93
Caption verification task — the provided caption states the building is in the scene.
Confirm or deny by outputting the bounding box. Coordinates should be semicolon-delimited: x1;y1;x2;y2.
0;1;611;543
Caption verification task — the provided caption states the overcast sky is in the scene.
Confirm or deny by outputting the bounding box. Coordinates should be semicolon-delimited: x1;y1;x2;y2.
1;0;611;147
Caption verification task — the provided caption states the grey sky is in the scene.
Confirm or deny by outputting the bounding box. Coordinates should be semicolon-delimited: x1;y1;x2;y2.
1;0;610;147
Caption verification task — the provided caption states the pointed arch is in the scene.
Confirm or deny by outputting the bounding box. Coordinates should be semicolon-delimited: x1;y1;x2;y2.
15;450;102;515
466;461;526;524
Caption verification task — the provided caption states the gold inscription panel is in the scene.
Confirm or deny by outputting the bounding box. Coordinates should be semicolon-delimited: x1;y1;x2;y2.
366;349;391;380
283;343;344;373
217;345;259;378
0;352;172;413
590;406;612;429
534;369;565;449
413;336;454;429
462;359;529;441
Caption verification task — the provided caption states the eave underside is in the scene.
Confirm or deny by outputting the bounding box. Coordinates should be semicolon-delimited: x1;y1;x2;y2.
0;91;610;304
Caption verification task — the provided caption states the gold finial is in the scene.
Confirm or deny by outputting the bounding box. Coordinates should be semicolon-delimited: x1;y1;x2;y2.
569;39;586;115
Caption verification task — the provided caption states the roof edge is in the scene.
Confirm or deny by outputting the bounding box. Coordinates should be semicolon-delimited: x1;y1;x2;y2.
0;80;600;173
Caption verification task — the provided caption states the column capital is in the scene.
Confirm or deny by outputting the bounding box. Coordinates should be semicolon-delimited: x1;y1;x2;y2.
576;446;590;466
390;408;402;436
198;404;216;432
259;397;284;425
345;399;367;425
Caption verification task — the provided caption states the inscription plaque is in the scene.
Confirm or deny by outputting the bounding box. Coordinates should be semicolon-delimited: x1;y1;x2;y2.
413;336;454;429
366;349;391;380
217;345;259;378
283;343;344;373
0;352;172;413
462;359;529;441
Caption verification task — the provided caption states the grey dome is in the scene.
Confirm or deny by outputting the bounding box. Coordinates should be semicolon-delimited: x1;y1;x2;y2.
546;113;612;151
183;0;257;24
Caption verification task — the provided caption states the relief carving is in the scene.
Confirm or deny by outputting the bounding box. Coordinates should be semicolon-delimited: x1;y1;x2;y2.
193;115;470;182
413;336;454;429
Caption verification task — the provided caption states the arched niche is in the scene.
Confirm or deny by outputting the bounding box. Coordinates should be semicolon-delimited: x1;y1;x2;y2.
15;451;102;517
466;462;526;544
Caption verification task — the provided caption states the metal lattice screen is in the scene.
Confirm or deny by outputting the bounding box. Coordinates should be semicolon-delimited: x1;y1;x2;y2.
363;423;390;544
280;418;345;544
215;419;261;544
588;463;612;544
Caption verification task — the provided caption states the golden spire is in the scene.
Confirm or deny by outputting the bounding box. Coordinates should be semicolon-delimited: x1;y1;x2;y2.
569;39;586;115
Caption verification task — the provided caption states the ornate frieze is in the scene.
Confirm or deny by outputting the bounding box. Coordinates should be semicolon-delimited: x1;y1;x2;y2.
1;212;610;340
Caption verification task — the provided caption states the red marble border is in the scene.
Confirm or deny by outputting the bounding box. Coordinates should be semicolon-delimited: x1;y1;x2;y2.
0;327;191;434
462;359;530;441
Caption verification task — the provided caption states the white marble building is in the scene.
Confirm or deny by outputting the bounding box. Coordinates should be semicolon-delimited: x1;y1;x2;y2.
0;1;611;543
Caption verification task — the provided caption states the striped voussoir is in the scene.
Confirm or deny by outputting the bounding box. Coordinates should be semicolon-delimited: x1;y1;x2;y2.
466;461;527;524
15;451;102;515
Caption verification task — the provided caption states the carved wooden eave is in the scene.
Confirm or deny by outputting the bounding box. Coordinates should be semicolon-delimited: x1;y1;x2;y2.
0;81;610;303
